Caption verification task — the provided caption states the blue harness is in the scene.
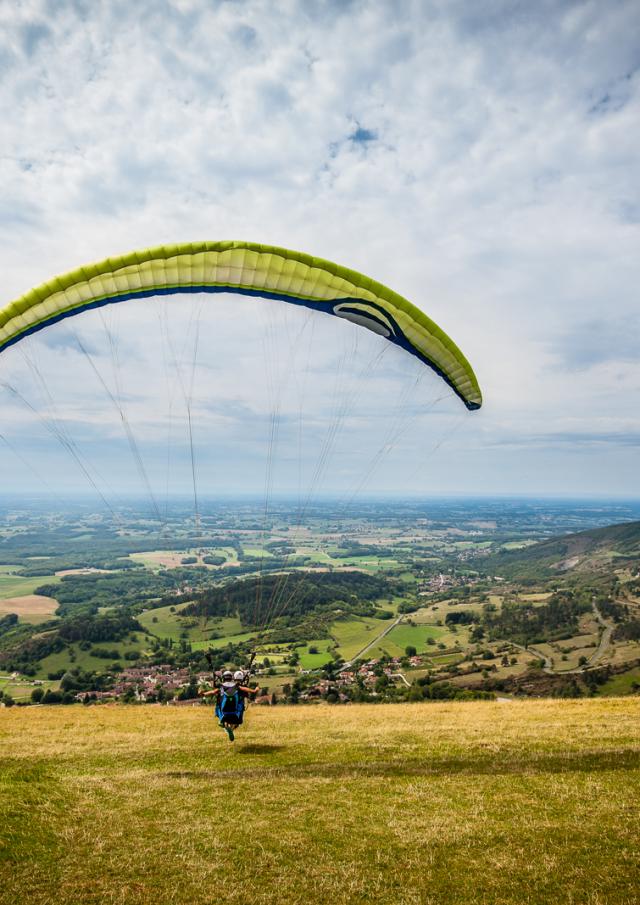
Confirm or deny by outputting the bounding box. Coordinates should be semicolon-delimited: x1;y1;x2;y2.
216;686;245;724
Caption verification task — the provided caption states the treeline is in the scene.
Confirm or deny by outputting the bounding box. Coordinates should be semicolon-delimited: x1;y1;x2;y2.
333;541;395;559
58;613;141;644
614;620;640;642
0;630;66;672
0;611;142;673
481;589;593;645
0;613;19;634
36;570;184;617
0;527;246;567
0;614;35;662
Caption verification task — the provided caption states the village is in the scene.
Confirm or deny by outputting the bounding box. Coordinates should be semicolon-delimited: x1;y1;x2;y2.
418;571;480;593
297;655;425;702
65;654;430;705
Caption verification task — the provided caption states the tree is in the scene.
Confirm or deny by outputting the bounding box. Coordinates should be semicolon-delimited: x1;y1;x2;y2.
60;672;79;691
408;684;423;702
405;645;417;657
375;675;389;694
42;689;63;704
31;687;44;703
178;680;199;701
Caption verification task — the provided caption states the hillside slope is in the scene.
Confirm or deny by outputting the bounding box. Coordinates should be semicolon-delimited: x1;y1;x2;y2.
493;520;640;577
1;701;639;905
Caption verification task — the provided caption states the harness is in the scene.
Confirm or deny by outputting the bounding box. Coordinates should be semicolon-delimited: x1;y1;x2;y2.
204;650;254;727
215;682;245;723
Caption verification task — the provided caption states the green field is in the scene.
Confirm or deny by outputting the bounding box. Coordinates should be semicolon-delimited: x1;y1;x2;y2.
137;602;192;638
138;601;260;652
190;631;258;651
0;678;57;702
1;700;639;905
329;616;388;660
365;622;446;658
598;667;640;696
34;636;147;679
333;556;401;572
293;549;401;573
242;547;273;558
0;573;58;599
297;639;335;669
329;617;447;662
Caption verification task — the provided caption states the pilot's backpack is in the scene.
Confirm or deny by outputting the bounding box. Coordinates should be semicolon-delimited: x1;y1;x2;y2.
216;681;245;723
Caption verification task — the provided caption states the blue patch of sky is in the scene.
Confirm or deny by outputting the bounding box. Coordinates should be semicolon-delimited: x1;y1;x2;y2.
618;201;640;224
20;22;51;57
350;126;378;144
231;24;258;48
257;80;292;112
588;61;640;116
328;124;378;159
552;318;640;370
0;198;42;232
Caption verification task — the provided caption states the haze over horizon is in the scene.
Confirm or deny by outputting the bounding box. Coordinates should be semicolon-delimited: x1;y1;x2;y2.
1;1;638;499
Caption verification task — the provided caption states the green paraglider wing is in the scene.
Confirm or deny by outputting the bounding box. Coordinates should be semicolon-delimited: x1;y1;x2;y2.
0;241;482;409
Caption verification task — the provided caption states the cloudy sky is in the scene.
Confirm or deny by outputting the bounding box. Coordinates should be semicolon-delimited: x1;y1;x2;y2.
0;0;638;502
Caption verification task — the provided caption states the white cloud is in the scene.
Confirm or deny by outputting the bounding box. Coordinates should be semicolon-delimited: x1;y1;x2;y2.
0;0;639;498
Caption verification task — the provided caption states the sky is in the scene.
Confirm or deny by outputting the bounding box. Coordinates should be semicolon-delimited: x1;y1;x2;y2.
0;0;639;502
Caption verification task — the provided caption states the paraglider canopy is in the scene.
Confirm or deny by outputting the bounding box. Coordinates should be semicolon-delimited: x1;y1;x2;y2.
0;241;482;410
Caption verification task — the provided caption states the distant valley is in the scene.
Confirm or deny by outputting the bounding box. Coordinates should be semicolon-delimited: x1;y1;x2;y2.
1;497;639;706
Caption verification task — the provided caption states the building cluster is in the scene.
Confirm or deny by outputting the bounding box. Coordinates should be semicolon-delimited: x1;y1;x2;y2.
75;664;211;703
419;572;478;593
299;655;424;700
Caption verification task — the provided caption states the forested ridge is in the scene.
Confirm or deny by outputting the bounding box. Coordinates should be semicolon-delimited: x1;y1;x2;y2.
185;571;396;627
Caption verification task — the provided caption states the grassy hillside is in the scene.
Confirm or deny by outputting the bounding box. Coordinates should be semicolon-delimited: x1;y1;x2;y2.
0;573;60;599
1;700;639;905
494;520;640;577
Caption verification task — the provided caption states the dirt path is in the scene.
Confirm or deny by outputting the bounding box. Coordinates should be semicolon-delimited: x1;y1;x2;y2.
512;596;615;675
389;671;411;687
587;598;615;667
509;641;554;672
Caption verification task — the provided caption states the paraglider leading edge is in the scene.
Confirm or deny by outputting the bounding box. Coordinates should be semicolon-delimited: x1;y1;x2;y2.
0;240;482;410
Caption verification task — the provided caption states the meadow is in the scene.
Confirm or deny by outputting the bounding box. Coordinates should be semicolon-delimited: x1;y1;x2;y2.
0;573;59;603
1;699;638;905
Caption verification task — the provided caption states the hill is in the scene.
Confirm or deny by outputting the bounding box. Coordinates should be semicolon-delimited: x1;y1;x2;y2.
1;700;639;905
492;520;640;578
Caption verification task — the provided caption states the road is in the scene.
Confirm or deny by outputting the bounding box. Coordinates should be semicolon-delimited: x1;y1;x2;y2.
339;615;403;671
515;596;615;675
339;597;616;679
587;598;615;667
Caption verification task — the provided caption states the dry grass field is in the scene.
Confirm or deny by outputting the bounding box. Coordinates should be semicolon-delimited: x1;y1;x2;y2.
0;594;59;622
1;699;639;905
